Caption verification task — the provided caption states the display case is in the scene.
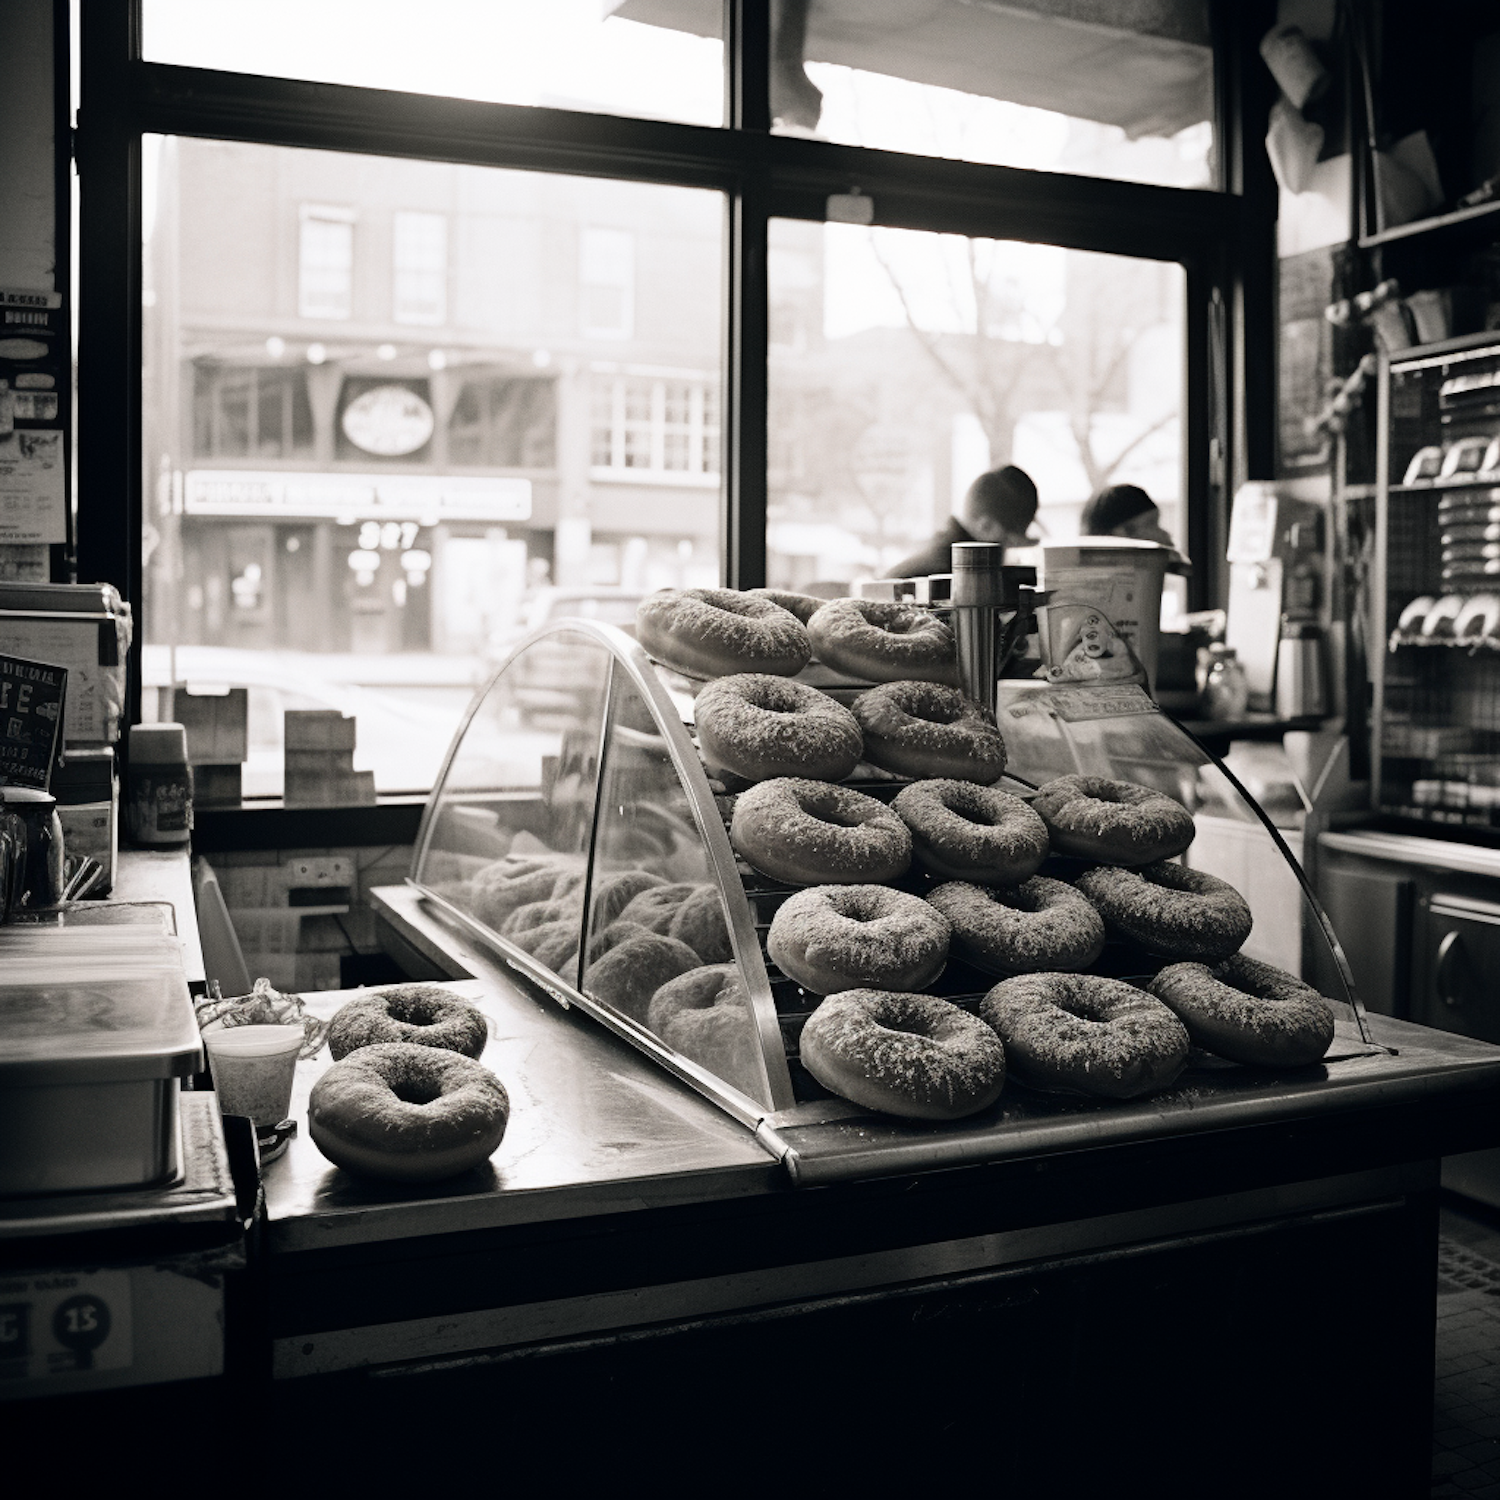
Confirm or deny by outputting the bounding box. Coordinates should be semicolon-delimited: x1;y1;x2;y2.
407;616;1380;1177
1374;332;1500;837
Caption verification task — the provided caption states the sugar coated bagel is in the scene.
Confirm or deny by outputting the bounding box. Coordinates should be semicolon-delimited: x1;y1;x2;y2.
893;778;1046;881
807;598;958;685
853;681;1007;783
1075;861;1252;962
799;990;1006;1120
1150;954;1336;1067
730;777;911;885
582;931;701;1024
694;673;863;783
746;587;826;625
327;984;489;1061
927;878;1105;975
308;1042;509;1181
667;883;735;963
768;884;950;995
1033;775;1195;865
980;972;1189;1098
616;881;700;933
646;964;764;1098
637;587;810;678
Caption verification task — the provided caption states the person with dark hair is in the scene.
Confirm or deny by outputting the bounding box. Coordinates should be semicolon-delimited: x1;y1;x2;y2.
1079;483;1191;574
886;464;1039;579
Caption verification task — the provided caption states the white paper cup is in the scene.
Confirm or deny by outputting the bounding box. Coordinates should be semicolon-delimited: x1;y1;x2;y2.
205;1024;304;1128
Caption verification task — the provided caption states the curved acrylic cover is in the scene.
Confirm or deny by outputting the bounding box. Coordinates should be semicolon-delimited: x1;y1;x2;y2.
411;621;792;1120
413;624;1369;1130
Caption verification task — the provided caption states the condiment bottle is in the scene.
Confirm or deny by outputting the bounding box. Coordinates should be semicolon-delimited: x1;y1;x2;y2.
127;722;193;846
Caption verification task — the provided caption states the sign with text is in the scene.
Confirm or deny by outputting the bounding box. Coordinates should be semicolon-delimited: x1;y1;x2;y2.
0;653;66;788
183;469;532;523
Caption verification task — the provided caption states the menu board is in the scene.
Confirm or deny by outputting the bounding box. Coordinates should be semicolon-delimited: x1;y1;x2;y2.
0;652;66;789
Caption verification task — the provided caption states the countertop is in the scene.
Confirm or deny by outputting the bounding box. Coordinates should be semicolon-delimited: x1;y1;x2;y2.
265;887;1500;1252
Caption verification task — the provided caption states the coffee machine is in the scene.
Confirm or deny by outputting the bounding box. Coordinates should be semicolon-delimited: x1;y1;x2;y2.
1225;480;1333;716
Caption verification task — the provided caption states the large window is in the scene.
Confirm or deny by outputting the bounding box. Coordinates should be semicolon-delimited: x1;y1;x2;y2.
138;136;723;794
767;222;1184;593
87;4;1234;798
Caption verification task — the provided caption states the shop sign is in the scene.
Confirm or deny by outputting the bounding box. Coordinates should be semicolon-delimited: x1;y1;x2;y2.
183;470;531;523
341;384;434;456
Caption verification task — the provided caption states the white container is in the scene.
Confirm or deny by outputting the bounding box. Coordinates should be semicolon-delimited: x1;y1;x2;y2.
1039;539;1169;693
204;1025;303;1128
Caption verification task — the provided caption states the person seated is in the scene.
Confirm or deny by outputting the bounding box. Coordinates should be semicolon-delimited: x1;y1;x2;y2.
1079;483;1192;575
886;465;1039;579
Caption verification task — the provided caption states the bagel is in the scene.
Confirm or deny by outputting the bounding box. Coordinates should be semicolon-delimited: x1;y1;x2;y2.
1075;861;1252;962
1032;775;1195;866
694;673;863;783
927;878;1105;975
327;985;489;1061
730;778;911;885
582;931;701;1024
807;598;959;685
798;990;1007;1119
853;681;1007;783
308;1043;509;1181
745;587;826;625
646;964;764;1098
1150;954;1336;1067
637;588;810;678
768;884;950;995
892;779;1047;882
980;973;1189;1098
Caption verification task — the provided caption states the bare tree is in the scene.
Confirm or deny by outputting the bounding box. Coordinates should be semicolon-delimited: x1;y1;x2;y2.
870;230;1174;494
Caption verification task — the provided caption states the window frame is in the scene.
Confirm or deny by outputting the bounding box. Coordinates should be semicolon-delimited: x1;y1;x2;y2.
78;0;1268;735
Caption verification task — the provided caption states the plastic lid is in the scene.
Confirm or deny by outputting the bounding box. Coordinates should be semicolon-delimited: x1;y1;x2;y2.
129;722;189;765
1;787;55;807
0;930;201;1084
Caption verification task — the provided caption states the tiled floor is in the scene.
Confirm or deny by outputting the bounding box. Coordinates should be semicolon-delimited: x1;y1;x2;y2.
1433;1195;1500;1499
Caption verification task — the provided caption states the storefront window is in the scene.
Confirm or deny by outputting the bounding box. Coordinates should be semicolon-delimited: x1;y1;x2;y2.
141;136;724;795
766;219;1185;595
193;366;316;460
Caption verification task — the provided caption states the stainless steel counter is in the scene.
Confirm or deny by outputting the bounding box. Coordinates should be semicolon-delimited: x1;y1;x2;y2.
260;883;1500;1250
263;967;780;1256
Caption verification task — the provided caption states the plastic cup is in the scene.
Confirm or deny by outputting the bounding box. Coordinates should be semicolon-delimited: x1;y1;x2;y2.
204;1025;304;1128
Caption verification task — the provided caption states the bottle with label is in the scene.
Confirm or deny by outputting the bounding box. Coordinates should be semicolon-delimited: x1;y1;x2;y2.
127;723;193;847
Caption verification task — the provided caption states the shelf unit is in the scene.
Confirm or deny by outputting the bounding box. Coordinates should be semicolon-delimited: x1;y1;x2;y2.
1373;335;1500;838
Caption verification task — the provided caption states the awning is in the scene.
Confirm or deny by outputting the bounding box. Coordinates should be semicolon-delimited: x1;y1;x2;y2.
613;0;1213;140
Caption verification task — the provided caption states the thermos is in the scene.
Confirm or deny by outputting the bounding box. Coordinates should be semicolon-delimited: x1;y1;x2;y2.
1275;622;1328;719
950;542;1006;713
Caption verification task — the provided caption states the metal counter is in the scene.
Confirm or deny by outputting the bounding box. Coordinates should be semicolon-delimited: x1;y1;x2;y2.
264;883;1500;1251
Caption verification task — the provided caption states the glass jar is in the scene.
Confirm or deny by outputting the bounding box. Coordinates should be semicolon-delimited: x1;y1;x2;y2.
1202;645;1250;720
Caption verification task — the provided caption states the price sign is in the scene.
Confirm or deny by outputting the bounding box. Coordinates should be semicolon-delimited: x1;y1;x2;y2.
0;1270;131;1385
0;652;66;789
